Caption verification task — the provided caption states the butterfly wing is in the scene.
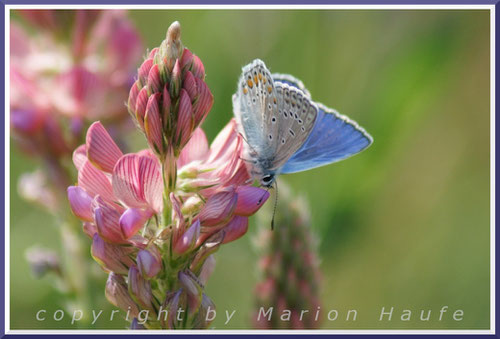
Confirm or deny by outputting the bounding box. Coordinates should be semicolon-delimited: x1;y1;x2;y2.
233;59;278;159
280;103;373;174
268;82;318;171
271;73;311;98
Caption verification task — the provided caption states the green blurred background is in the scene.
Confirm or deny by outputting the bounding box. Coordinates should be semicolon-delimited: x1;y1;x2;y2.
10;9;490;330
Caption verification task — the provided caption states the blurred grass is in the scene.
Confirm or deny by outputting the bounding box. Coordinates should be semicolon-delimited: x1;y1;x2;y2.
10;9;490;329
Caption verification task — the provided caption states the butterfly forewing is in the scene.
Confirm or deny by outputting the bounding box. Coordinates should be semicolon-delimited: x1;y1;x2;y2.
233;59;277;158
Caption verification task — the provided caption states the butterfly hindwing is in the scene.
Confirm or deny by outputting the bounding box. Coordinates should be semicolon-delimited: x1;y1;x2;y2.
270;83;318;170
281;103;373;174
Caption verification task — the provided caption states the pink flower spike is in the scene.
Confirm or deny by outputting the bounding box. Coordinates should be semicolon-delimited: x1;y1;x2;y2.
94;196;127;244
135;87;149;128
119;208;153;239
78;160;114;203
192;78;213;127
147;64;161;94
112;154;147;209
137;248;162;279
67;186;94;221
178;128;209;168
173;219;200;255
72;144;87;171
138;58;153;87
176;89;193;147
222;215;249;244
144;93;164;155
234;186;269;216
198;188;238;227
86;122;123;173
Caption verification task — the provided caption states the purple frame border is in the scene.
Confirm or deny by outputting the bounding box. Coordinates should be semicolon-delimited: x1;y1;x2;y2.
0;0;497;338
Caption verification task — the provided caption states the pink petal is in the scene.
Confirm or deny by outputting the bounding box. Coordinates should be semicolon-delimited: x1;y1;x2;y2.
222;215;249;244
119;208;153;239
72;144;87;171
78;160;114;203
94;196;127;244
176;89;193;146
193;78;213;127
207;119;238;163
147;64;161;93
67;186;94;221
112;154;146;209
144;93;164;155
191;55;205;79
86;122;123;173
139;155;163;213
138;58;153;87
178;128;209;168
83;222;97;238
173;219;200;255
127;80;140;114
234;186;269;216
198;188;238;227
135;87;149;128
92;234;135;274
180;48;194;70
183;71;197;101
137;248;162;279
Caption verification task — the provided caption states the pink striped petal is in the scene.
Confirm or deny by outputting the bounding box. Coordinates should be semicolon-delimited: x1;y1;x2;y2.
147;64;161;93
144;93;164;155
67;186;94;221
234;186;269;216
191;55;205;79
83;222;97;238
180;48;194;70
183;71;197;101
86;122;123;173
112;154;146;209
162;85;171;124
72;144;87;171
138;58;153;87
78;160;114;203
92;234;134;274
119;208;153;239
135;87;149;128
176;89;193;146
139;155;163;213
127;80;140;114
178;128;209;168
207;119;238;163
222;216;248;244
193;78;213;127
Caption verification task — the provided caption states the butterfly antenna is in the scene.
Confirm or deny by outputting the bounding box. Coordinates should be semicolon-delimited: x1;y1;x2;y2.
271;181;278;230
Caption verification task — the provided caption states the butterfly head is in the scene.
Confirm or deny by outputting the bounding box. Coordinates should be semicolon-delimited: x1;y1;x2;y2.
259;173;276;188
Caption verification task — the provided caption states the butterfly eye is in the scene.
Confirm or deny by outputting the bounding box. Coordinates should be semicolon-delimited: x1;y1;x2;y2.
261;174;274;186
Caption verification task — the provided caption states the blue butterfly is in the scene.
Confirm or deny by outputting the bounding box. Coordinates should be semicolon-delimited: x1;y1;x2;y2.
233;59;373;188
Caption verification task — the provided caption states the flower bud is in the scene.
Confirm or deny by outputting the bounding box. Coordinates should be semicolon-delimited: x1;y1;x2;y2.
91;234;134;274
147;63;161;94
138;58;153;88
222;215;249;244
173;219;200;255
175;89;193;148
234;186;270;216
170;59;181;98
105;272;140;317
198;254;216;286
136;247;162;279
178;270;202;316
128;266;154;312
144;93;164;155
